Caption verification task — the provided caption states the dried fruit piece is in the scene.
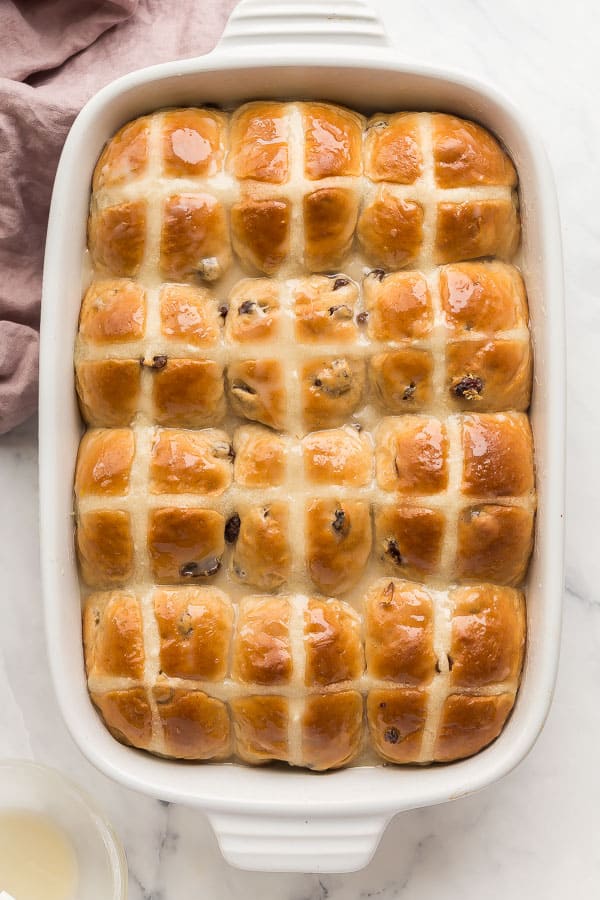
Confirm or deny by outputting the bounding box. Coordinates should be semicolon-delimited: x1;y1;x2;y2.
332;508;347;535
384;726;400;744
453;374;484;399
333;277;350;290
313;359;353;396
402;382;417;401
384;538;403;566
328;304;353;319
179;557;221;578
225;513;241;544
140;355;168;370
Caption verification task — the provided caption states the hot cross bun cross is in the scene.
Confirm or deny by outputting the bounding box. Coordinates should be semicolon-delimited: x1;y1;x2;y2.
75;262;530;429
364;578;525;763
84;589;365;768
75;412;533;594
83;579;524;766
75;426;233;587
88;106;518;280
360;112;519;268
77;102;533;771
229;102;364;274
373;412;535;585
90;109;231;282
365;261;531;415
75;279;225;427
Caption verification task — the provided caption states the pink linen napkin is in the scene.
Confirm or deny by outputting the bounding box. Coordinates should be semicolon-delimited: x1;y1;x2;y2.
0;0;237;434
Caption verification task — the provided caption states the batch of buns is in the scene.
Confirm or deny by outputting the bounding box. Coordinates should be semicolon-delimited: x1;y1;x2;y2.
75;102;533;769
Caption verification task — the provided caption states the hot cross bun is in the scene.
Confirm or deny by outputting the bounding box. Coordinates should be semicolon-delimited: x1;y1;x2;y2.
77;103;532;771
84;581;524;766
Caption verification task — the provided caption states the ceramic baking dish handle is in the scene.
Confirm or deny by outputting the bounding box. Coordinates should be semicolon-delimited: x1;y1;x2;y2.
208;810;390;873
218;0;389;50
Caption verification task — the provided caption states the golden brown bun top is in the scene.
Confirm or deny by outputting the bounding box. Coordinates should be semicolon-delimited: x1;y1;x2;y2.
449;584;525;688
461;413;534;498
364;577;525;692
79;279;146;344
233;425;287;488
153;687;231;760
302;103;363;179
90;105;519;282
92;117;151;192
440;261;528;334
374;412;533;503
300;356;366;432
75;428;134;497
434;198;519;266
85;581;525;766
147;506;225;585
93;109;227;190
227;358;286;431
363;111;516;189
302;425;372;487
77;509;134;589
364;112;423;184
365;579;436;686
161;108;227;178
228;101;364;184
91;688;153;751
233;595;293;685
75;263;531;431
375;416;449;495
75;408;534;593
229;102;289;183
305;498;372;595
434;692;515;763
154;586;233;681
302;691;363;771
83;591;144;680
159;283;221;347
374;504;446;584
231;501;291;591
159;192;231;282
75;410;534;593
365;269;433;341
78;280;222;353
293;275;359;344
95;107;513;192
431;114;517;188
84;582;525;694
88;200;147;278
304;597;363;686
225;278;281;343
149;428;233;495
230;196;291;275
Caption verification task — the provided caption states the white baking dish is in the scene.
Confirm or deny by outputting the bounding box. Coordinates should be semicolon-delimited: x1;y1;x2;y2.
39;0;565;874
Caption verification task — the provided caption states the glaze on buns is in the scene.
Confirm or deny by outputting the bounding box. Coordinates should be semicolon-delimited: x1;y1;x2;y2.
84;581;524;765
77;102;533;770
88;104;518;281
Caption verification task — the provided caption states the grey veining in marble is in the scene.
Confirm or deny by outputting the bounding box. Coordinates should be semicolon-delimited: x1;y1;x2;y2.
1;0;599;895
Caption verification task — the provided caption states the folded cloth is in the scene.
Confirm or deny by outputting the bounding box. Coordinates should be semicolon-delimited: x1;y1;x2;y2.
0;0;236;434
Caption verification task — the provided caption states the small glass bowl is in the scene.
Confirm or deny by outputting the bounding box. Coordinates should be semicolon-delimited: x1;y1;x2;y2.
0;760;127;900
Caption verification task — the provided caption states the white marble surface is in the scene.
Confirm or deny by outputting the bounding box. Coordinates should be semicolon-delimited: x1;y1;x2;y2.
0;0;597;895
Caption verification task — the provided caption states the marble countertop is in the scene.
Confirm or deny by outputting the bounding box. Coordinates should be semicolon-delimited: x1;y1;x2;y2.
1;0;596;895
